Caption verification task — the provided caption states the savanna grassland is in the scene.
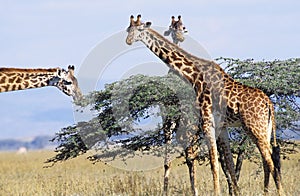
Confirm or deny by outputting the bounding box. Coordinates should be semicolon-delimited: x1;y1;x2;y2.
0;150;299;196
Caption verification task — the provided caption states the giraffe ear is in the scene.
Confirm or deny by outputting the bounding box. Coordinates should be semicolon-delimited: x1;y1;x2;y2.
145;22;151;28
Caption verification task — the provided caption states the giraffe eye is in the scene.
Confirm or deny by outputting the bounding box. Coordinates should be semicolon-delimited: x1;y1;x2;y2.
63;81;72;85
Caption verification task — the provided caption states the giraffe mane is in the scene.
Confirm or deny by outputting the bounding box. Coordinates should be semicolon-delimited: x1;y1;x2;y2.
148;28;206;62
149;29;187;53
0;68;59;73
148;28;235;81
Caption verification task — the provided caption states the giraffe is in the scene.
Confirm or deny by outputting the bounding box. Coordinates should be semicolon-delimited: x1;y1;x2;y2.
0;65;82;102
162;15;191;195
126;15;283;196
162;17;238;196
164;15;187;45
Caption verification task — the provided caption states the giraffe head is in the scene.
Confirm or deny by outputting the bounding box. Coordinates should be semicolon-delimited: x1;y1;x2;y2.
126;14;152;45
164;15;187;44
53;65;83;102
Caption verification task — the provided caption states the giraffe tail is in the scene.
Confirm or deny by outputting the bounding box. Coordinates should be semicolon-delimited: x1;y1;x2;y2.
269;102;281;178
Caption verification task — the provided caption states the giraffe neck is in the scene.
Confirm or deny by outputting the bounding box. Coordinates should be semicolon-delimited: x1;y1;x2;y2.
0;68;60;92
140;28;229;87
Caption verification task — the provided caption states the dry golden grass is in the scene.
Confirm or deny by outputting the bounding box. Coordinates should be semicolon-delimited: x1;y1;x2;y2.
0;150;299;195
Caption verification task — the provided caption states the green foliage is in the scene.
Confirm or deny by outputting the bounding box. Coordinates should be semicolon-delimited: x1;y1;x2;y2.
219;58;300;96
47;73;199;164
47;58;300;167
45;124;88;166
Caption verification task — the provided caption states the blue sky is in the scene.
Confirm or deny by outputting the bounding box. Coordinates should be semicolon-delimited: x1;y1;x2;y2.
0;0;299;139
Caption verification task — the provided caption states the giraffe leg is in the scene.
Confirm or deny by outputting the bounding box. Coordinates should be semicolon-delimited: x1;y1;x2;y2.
163;143;171;196
262;158;270;194
163;158;171;196
185;147;198;196
262;146;283;195
199;96;220;195
205;134;220;196
201;121;220;195
249;131;284;196
218;130;240;196
239;102;284;195
163;127;172;196
217;141;233;196
258;145;279;195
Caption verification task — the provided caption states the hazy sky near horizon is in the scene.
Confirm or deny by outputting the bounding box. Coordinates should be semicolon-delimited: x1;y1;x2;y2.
0;0;299;139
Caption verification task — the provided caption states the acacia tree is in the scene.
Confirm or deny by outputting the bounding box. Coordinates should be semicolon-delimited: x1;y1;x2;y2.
46;58;300;175
46;73;201;166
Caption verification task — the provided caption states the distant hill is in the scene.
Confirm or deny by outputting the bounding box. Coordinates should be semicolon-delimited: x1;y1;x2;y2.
0;129;297;152
0;135;57;151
